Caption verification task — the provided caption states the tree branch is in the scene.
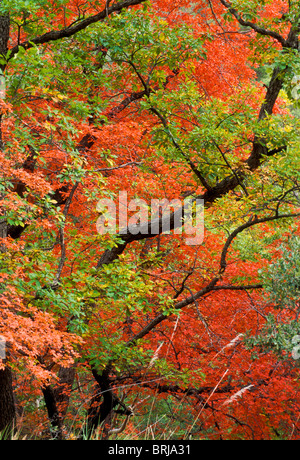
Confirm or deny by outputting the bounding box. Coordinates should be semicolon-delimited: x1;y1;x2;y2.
8;0;148;61
150;106;212;190
219;212;300;273
219;0;287;47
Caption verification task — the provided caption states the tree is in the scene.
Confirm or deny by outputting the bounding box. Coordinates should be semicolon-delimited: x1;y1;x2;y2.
0;6;16;436
0;0;299;439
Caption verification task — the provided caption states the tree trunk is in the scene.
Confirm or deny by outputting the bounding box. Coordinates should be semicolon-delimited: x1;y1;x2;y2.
42;365;76;439
53;365;76;421
0;366;15;436
82;365;133;440
81;366;118;440
0;8;9;146
42;385;64;440
0;221;15;436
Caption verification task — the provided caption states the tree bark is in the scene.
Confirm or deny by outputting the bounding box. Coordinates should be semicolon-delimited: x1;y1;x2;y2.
0;366;15;436
84;366;118;439
41;366;76;439
42;385;64;439
0;10;9;67
53;366;76;421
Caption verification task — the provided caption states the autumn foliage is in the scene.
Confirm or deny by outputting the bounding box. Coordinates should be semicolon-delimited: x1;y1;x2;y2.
0;0;300;440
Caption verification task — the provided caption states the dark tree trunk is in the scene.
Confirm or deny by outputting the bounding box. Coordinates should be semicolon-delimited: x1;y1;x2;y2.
53;365;76;420
0;366;15;436
82;364;133;440
42;366;76;439
0;10;9;66
42;385;64;439
0;9;10;147
81;366;119;440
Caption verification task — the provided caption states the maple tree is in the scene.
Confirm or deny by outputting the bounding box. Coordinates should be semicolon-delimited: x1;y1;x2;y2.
0;0;300;440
